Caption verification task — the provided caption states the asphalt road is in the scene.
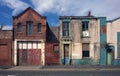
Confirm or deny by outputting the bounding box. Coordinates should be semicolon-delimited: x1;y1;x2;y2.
0;70;120;76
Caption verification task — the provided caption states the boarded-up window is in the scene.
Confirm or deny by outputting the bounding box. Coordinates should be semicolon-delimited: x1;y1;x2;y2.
82;43;89;57
64;44;69;57
0;45;8;59
54;45;59;52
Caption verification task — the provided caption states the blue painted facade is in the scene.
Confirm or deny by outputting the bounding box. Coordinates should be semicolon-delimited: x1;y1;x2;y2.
99;17;107;65
72;59;99;65
99;18;120;65
113;60;120;65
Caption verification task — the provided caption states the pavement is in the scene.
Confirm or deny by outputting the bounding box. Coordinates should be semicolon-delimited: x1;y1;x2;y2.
0;65;120;71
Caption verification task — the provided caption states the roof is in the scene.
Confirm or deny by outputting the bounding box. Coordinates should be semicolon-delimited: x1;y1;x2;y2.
49;26;59;39
107;17;120;22
46;26;59;43
13;7;46;19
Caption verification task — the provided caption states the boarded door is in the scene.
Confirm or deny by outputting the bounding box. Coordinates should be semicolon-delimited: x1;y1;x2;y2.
63;44;69;64
107;52;112;65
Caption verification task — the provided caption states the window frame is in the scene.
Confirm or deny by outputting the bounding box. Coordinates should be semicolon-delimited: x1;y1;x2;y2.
82;43;90;58
26;21;33;35
62;22;69;37
53;45;59;52
17;23;22;32
82;51;90;58
82;21;89;37
37;23;42;32
82;21;89;31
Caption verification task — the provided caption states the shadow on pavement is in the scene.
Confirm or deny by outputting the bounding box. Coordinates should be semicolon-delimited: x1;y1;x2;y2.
0;66;13;69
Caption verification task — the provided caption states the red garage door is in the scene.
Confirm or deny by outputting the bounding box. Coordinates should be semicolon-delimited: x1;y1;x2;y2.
0;45;11;65
17;41;41;66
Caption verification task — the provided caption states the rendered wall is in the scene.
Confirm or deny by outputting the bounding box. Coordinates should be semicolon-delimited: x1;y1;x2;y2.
60;17;100;65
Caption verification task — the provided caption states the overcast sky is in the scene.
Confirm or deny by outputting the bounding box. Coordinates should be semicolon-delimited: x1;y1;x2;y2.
0;0;120;29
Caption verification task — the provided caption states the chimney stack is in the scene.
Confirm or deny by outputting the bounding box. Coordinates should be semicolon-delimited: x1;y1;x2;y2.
88;11;91;16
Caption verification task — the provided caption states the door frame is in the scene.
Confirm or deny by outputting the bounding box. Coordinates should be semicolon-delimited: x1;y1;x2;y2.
107;52;112;65
63;44;69;64
61;41;72;65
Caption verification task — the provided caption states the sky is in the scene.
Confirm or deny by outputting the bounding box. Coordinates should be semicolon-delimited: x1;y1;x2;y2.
0;0;120;30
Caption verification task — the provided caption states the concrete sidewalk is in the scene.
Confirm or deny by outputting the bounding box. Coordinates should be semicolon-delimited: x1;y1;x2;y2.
1;65;120;71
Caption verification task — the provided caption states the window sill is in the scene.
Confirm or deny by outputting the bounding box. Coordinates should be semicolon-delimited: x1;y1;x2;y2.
54;51;59;53
62;36;70;37
26;35;34;36
81;36;90;38
38;32;42;33
82;57;91;59
62;36;72;38
17;31;22;33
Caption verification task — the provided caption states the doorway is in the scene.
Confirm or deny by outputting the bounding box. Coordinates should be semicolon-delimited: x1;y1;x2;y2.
107;52;112;65
63;44;69;64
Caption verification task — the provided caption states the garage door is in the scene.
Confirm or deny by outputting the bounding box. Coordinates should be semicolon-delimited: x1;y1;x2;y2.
0;45;10;65
17;41;41;66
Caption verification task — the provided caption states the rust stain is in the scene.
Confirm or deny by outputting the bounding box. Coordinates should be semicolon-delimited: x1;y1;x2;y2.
102;26;106;34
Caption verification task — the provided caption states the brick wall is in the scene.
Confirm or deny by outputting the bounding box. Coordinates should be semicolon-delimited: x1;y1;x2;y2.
45;43;59;65
13;7;47;41
45;26;60;65
0;30;12;66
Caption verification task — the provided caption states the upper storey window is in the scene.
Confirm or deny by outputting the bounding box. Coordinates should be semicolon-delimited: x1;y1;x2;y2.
26;21;33;35
17;23;22;32
82;21;89;37
62;22;69;37
37;23;42;32
82;21;89;31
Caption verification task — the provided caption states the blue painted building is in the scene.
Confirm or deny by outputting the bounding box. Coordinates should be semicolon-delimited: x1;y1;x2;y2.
107;17;120;65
